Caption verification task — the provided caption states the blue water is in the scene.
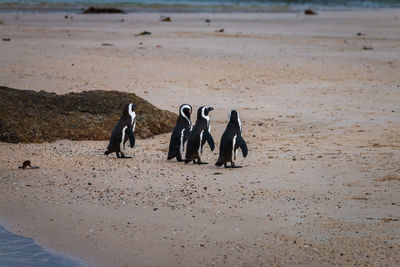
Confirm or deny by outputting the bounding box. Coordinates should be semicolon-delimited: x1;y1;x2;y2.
0;0;399;12
0;225;85;267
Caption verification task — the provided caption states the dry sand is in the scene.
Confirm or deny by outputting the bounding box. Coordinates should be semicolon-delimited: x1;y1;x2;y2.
0;10;399;266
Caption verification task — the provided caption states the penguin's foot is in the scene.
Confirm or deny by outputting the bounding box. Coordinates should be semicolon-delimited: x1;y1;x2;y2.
116;152;121;158
176;155;184;162
231;162;242;168
119;153;132;159
184;159;191;164
224;163;231;168
196;158;208;165
104;150;110;155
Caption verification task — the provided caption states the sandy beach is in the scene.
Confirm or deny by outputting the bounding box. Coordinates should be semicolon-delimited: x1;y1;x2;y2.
0;10;399;266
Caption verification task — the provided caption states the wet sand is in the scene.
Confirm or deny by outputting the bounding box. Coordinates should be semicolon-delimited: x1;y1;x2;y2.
0;11;399;266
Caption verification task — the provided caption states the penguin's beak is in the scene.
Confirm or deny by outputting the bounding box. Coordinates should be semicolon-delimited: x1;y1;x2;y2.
207;107;214;112
189;109;192;114
132;104;137;109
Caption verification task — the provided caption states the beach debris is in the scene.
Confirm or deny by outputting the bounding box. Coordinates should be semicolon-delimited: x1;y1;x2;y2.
215;29;224;33
2;38;10;42
120;19;124;22
19;160;39;169
0;20;3;25
135;31;152;37
101;43;113;46
213;172;223;175
82;6;125;14
304;9;318;15
0;86;177;143
64;15;68;19
357;32;365;36
160;16;171;22
205;19;211;24
363;46;373;50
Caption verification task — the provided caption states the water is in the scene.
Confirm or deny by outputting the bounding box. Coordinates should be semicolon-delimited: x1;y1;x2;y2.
0;225;85;267
0;0;399;13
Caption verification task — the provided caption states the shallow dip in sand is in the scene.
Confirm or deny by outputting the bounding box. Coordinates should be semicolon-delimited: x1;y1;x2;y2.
0;10;399;266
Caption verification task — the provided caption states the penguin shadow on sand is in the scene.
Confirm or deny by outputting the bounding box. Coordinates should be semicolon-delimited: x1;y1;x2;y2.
104;103;137;159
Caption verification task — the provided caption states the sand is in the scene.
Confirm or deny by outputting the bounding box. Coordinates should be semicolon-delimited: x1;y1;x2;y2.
0;10;399;266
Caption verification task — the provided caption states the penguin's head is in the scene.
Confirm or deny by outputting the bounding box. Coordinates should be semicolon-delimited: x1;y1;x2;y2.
179;104;192;119
197;106;214;120
229;110;242;131
229;110;238;122
123;103;137;117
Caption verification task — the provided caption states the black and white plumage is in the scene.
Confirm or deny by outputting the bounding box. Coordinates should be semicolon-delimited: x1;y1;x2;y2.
167;104;192;162
215;110;248;168
185;106;215;164
104;103;136;158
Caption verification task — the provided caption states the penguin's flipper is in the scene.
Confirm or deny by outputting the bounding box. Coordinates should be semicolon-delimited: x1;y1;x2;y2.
126;128;135;148
236;136;248;158
203;130;215;151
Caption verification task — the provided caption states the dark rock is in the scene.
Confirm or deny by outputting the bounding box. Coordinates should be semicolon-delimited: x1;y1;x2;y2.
82;6;125;14
135;31;152;36
0;86;177;143
160;16;171;22
215;29;224;33
2;38;10;42
363;46;373;50
304;9;318;15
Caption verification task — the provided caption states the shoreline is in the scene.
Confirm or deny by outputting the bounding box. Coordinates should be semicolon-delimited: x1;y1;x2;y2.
0;224;85;266
1;7;400;14
1;10;399;266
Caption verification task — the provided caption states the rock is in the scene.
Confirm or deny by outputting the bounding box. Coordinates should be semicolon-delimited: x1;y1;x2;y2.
215;29;224;33
363;46;373;50
2;38;10;42
135;31;152;36
160;16;171;22
0;86;177;143
205;19;211;24
304;9;318;15
82;6;125;14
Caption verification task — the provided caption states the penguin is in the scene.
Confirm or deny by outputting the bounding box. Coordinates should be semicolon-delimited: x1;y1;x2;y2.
215;110;248;168
185;106;215;164
104;103;136;158
167;104;192;162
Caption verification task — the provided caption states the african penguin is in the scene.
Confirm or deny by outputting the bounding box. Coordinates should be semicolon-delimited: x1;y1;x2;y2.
167;104;193;162
104;103;136;158
215;110;248;168
185;106;215;164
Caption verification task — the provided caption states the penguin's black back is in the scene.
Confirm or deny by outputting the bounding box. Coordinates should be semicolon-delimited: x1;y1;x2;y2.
185;122;204;160
216;110;242;164
167;116;191;159
106;103;134;153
